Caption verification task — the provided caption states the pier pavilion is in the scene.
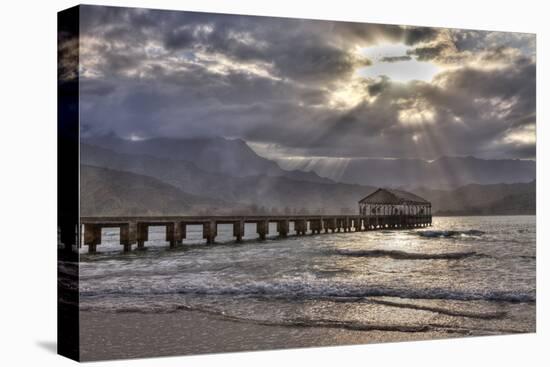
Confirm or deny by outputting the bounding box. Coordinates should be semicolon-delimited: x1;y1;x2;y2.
358;188;432;218
78;189;431;253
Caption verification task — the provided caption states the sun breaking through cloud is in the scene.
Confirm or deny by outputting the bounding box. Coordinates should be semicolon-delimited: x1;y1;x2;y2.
75;6;536;161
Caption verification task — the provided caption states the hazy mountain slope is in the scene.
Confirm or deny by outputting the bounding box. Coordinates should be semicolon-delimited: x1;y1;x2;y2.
279;156;536;189
81;143;375;213
222;175;375;213
81;143;222;197
83;135;332;184
416;181;535;215
81;141;535;216
80;165;235;216
486;192;536;215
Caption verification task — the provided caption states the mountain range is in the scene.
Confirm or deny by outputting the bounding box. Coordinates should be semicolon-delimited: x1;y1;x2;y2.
84;134;332;184
80;135;536;216
81;143;376;214
415;181;536;216
81;165;231;216
276;155;535;189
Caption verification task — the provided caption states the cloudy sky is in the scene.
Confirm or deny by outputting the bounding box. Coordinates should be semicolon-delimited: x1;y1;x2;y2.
75;5;536;161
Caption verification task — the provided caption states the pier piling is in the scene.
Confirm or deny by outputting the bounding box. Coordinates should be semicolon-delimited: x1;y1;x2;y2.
256;220;269;240
80;214;432;253
174;222;185;245
203;221;216;244
277;220;289;237
233;221;245;242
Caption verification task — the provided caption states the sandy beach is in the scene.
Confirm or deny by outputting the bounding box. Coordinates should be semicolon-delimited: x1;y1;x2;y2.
79;309;488;361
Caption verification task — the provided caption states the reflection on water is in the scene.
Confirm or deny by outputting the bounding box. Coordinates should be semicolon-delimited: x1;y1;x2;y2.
79;216;536;335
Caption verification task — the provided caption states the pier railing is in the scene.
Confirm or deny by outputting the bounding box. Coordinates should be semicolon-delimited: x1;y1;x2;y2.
79;214;432;253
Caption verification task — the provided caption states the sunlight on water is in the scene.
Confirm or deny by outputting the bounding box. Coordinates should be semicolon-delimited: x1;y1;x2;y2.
79;216;535;335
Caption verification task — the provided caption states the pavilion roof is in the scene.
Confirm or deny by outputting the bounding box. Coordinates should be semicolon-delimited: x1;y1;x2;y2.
358;188;430;205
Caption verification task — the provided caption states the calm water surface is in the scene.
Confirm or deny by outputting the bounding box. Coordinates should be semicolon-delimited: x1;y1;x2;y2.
79;216;536;335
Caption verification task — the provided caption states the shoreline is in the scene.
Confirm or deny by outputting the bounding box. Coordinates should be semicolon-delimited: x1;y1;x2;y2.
79;309;494;361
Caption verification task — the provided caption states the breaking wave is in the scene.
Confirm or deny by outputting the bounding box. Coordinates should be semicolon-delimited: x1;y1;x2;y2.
79;299;530;334
368;299;507;319
333;249;483;260
80;296;508;320
80;280;535;303
81;301;433;333
417;230;486;238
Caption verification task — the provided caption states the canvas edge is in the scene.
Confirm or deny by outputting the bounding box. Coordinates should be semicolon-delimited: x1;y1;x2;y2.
57;4;81;362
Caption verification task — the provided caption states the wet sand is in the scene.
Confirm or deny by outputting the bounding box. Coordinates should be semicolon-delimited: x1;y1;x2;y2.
80;309;472;361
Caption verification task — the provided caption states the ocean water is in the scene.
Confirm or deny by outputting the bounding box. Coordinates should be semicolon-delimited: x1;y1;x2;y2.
79;216;536;336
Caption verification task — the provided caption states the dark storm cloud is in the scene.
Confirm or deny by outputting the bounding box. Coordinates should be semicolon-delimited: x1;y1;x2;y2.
407;43;450;61
403;27;439;45
79;6;373;86
78;5;536;160
366;76;390;96
406;29;535;65
380;55;412;62
164;27;196;49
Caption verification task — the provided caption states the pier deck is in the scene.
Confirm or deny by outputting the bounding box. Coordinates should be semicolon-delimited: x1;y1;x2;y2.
79;214;432;253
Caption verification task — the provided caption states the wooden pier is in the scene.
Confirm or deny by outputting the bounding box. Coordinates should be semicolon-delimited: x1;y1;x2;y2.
79;214;432;253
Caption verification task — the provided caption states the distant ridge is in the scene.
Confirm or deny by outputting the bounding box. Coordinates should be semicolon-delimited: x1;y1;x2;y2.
80;135;535;216
80;143;376;214
276;155;535;189
83;134;333;184
80;165;247;216
415;181;535;215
